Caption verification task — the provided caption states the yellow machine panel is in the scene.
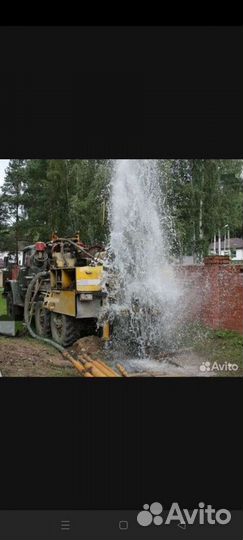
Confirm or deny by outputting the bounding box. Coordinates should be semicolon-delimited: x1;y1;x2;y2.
43;290;76;316
76;265;103;292
50;269;74;289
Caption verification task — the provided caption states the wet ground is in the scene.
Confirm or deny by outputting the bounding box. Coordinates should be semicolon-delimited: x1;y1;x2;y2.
104;349;216;377
0;333;241;377
67;337;216;377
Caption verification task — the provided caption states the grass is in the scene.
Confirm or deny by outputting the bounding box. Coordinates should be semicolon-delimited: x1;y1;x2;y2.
184;324;243;376
0;287;7;318
195;328;243;360
0;288;25;332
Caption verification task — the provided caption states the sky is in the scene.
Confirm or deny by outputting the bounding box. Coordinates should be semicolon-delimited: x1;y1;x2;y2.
0;159;9;188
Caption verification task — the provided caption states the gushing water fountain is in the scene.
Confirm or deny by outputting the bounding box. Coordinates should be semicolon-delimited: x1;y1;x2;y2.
105;159;185;361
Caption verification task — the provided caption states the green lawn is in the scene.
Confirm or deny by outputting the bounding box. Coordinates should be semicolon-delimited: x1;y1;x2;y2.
182;324;243;377
195;328;243;373
0;288;7;318
0;288;25;332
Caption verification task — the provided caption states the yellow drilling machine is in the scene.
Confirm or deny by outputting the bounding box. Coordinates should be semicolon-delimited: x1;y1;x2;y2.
3;233;111;349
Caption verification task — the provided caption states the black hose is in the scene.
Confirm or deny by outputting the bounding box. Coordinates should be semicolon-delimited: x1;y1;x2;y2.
24;271;65;353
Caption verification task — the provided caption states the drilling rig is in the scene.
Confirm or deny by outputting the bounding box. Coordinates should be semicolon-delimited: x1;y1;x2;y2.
3;234;110;347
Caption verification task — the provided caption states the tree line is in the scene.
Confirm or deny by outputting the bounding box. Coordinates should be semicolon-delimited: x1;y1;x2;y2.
0;159;242;261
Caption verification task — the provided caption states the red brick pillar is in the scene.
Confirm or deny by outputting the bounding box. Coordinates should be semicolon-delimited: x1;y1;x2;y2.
203;256;243;333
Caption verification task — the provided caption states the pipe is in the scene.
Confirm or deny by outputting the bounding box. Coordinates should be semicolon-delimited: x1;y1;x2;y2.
82;354;119;377
93;358;119;377
77;355;107;377
62;351;87;374
102;321;110;341
82;362;107;377
116;363;128;377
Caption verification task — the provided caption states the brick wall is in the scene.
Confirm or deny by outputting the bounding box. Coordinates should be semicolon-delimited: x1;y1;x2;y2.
176;257;243;334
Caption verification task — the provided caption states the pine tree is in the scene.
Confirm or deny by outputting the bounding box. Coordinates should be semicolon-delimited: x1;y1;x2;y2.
0;159;242;260
1;159;27;261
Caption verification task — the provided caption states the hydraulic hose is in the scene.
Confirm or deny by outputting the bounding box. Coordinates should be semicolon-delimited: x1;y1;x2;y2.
24;271;65;353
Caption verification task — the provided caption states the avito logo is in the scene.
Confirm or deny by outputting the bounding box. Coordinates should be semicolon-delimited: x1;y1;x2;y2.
137;502;231;527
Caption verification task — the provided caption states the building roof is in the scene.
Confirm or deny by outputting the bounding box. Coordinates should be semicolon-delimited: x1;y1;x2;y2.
209;237;243;249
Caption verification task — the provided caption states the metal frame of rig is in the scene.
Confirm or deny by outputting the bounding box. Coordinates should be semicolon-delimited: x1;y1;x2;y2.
3;233;111;348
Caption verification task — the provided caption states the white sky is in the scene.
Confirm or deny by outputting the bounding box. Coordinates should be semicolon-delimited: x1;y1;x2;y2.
0;159;9;188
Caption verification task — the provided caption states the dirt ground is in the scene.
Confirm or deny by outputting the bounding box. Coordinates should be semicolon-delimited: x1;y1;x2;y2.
1;284;242;377
0;334;203;377
62;336;218;377
0;336;79;377
0;335;209;377
102;349;219;377
0;334;117;377
0;330;242;377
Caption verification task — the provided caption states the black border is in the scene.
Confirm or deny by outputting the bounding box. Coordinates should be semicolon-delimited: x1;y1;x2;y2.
0;26;242;515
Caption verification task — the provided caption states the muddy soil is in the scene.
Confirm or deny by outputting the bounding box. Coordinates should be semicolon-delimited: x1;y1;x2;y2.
0;335;110;377
0;334;217;377
103;349;217;377
68;336;106;360
69;337;216;377
112;348;242;377
0;336;78;377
